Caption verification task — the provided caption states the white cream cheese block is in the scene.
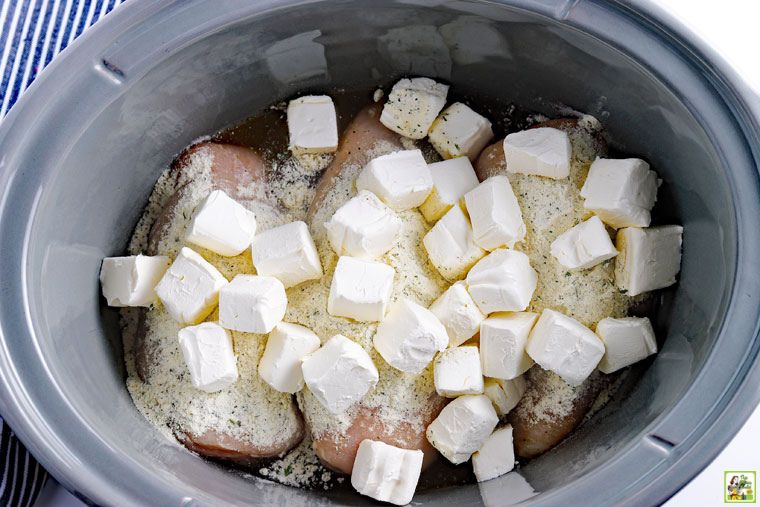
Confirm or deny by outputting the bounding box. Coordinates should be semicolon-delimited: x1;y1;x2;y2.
472;425;515;482
420;156;480;222
434;345;484;397
328;256;395;322
502;127;571;179
428;281;485;347
218;274;287;334
324;190;402;259
356;149;433;211
178;322;238;393
479;312;537;380
428;102;493;161
301;334;379;414
550;215;618;270
423;205;485;282
483;377;526;417
251;220;323;288
580;157;660;228
258;322;321;393
155;247;228;325
614;225;683;296
464;175;526;250
596;317;658;374
287;95;339;154
526;309;605;386
351;439;424;506
425;394;499;464
380;77;449;140
373;299;448;374
466;249;537;314
185;189;257;257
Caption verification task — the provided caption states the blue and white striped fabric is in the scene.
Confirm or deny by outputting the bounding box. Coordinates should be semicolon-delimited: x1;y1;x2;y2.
1;2;125;505
0;417;47;507
0;0;125;119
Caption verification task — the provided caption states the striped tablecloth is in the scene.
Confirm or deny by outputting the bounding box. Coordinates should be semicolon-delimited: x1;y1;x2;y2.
0;0;124;117
0;1;124;505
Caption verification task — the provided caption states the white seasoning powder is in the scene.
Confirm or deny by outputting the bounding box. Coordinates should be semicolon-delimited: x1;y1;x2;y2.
258;434;332;488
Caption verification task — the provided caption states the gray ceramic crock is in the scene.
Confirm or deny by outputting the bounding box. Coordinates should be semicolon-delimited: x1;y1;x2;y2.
0;0;759;505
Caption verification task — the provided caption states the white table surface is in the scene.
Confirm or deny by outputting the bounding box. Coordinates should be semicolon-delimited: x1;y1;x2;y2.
34;1;760;505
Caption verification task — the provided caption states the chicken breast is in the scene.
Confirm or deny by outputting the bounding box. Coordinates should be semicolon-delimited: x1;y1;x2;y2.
508;367;608;459
475;118;628;458
145;142;270;257
129;142;304;463
292;105;450;474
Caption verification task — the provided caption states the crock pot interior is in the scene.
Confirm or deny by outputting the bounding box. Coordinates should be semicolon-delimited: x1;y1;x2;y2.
20;1;735;504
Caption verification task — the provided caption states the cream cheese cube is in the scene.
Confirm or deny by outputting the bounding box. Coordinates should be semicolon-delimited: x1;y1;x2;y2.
434;346;484;397
428;102;493;161
356;150;433;211
351;439;424;506
420;157;480;222
423;205;486;281
373;299;448;374
380;77;449;139
479;312;537;379
472;425;515;482
429;281;485;347
251;221;323;288
466;249;538;314
596;317;658;374
526;309;604;386
328;256;394;322
301;334;379;414
155;247;228;325
425;394;499;464
580;158;660;228
615;225;683;296
287;95;338;154
483;377;526;417
550;216;618;270
219;275;287;334
178;322;238;393
464;175;526;250
324;190;402;259
185;190;257;256
502;127;571;179
100;254;169;307
258;322;321;393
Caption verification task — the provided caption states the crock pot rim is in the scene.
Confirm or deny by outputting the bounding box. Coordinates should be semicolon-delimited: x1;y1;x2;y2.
0;1;758;505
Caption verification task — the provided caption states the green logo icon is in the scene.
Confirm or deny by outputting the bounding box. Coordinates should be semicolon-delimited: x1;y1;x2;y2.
725;471;756;503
